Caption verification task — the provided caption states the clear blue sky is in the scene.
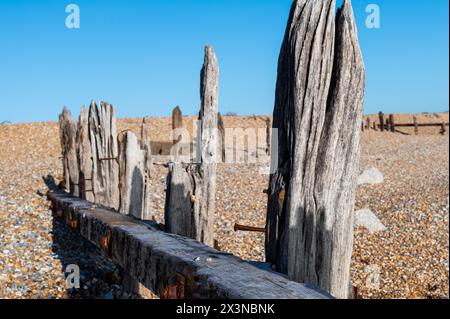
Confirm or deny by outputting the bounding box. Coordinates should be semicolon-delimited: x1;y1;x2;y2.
0;0;448;123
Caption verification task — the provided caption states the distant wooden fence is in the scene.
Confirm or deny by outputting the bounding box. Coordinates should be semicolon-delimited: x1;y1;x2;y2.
362;112;448;135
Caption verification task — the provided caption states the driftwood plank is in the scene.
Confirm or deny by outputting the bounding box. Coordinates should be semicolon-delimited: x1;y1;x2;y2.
266;0;365;299
48;189;332;299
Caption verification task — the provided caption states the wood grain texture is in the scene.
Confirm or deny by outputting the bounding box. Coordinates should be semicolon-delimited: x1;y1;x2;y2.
165;45;219;247
141;118;154;221
89;102;120;210
266;0;365;299
76;106;94;202
59;107;79;196
118;131;146;219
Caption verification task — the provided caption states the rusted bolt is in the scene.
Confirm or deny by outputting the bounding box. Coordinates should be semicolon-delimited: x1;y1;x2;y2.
234;223;266;233
68;214;78;229
100;230;112;256
160;273;186;299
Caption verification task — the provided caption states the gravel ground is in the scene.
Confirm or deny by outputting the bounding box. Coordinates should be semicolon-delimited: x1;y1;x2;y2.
0;114;448;299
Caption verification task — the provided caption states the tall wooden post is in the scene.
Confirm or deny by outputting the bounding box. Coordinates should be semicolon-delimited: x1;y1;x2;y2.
165;45;219;247
378;112;385;132
413;116;419;135
118;131;146;219
141;118;154;221
89;101;120;210
76;106;94;202
59;107;79;197
265;0;365;299
389;114;395;133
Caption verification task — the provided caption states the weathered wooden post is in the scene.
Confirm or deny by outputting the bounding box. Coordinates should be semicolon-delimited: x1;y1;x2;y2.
89;101;120;210
141;118;154;221
218;112;225;162
118;131;146;219
378;112;385;132
59;107;79;196
440;123;446;135
265;117;272;155
165;45;219;246
76;106;94;202
266;0;365;299
172;106;183;145
389;114;395;133
366;118;371;131
413;116;419;135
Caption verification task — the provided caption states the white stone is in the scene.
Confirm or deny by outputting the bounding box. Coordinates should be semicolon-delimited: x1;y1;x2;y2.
354;209;387;234
358;167;384;185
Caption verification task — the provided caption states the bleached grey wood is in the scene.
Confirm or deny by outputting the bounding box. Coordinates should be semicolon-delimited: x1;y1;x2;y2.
165;45;219;247
266;0;365;299
118;131;146;219
48;189;333;299
141;118;154;221
76;106;94;202
89;101;120;210
59;107;79;196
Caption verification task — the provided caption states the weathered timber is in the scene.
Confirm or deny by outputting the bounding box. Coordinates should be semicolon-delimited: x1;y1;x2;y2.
141;118;154;221
47;189;333;299
118;131;146;219
76;106;94;202
394;123;449;127
165;45;219;247
265;117;272;155
389;114;395;132
172;106;184;145
440;122;447;135
266;0;365;299
379;112;385;132
218;112;226;162
89;102;120;210
413;116;419;135
59;107;79;196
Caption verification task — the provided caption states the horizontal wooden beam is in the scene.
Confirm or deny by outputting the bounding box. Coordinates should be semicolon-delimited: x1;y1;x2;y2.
47;189;333;299
392;123;449;127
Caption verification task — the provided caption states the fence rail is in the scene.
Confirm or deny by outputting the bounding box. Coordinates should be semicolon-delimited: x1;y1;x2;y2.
362;112;448;135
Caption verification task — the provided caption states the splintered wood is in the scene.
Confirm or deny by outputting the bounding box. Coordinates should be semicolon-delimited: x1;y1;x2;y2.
266;0;365;299
165;45;219;247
